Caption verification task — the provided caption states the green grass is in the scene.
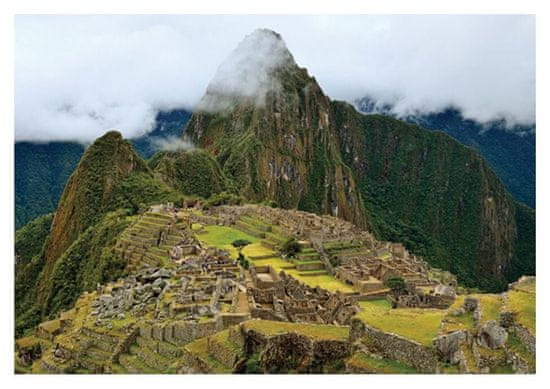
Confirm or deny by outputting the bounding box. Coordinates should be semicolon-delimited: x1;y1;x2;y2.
184;337;233;373
197;225;261;258
356;300;445;346
241;243;275;258
507;289;535;335
471;293;502;324
506;332;535;370
242;320;349;341
346;352;418;374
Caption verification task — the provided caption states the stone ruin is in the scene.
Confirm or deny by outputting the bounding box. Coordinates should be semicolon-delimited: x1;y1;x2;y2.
247;267;359;325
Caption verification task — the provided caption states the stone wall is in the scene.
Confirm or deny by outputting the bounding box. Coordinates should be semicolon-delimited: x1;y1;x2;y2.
349;318;437;373
139;320;218;346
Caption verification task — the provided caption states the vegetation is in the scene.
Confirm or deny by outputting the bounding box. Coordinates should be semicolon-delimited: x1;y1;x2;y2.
232;239;251;249
507;287;536;334
149;149;229;199
356;300;446;346
15;141;84;229
241;320;349;341
197;225;260;258
15;213;53;264
385;277;407;296
280;237;301;258
346;352;418;374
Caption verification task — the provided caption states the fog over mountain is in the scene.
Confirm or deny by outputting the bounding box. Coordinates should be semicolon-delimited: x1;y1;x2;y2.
15;15;534;142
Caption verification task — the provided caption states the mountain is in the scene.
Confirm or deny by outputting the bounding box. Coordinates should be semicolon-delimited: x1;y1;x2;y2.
355;97;536;208
14;109;191;229
15;142;85;229
14;130;232;336
184;29;534;291
185;29;368;227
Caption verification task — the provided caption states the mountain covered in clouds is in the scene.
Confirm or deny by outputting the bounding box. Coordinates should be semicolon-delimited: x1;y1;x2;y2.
14;109;191;228
356;97;535;208
15;29;534;294
184;29;534;291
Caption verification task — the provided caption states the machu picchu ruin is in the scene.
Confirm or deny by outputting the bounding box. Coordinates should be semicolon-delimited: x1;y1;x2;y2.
13;24;536;378
15;203;536;374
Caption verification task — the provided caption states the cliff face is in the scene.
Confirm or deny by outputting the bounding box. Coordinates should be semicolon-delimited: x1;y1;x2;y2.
185;29;368;227
333;104;525;289
184;29;534;290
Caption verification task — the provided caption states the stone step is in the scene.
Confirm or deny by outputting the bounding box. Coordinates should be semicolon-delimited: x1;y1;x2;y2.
129;344;172;372
298;270;329;277
182;337;232;374
119;353;159;374
206;330;243;368
136;337;183;359
77;333;117;353
294;261;325;271
234;222;266;239
86;346;112;361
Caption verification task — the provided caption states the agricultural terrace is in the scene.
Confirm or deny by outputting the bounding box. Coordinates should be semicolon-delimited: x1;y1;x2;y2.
241;320;349;341
355;299;446;346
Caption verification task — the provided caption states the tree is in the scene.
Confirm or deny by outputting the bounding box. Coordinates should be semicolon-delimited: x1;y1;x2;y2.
280;237;301;258
385;277;407;296
232;239;251;249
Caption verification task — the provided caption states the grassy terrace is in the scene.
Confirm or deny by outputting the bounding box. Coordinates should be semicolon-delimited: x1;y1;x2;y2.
184;337;232;373
346;352;418;374
471;293;502;324
242;320;349;341
197;225;261;258
355;300;445;346
440;296;475;333
195;224;355;293
507;288;536;335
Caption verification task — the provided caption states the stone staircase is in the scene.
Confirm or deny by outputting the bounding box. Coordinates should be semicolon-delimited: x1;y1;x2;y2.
293;246;328;276
233;215;287;250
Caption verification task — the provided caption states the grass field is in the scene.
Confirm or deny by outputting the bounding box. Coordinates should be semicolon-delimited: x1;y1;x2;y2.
507;289;536;335
356;300;445;346
197;225;261;258
241;243;275;258
471;293;502;324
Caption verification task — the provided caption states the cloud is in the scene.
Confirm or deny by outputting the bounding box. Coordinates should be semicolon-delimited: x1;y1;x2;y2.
149;136;194;152
198;29;293;112
15;15;535;141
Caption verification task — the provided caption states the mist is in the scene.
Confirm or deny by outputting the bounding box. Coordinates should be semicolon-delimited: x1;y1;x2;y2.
150;136;195;152
15;15;535;142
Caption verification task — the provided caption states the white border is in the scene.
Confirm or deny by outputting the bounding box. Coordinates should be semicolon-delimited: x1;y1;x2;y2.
1;1;547;388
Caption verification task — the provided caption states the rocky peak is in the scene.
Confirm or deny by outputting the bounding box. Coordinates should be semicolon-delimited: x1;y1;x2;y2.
43;130;147;266
197;28;302;113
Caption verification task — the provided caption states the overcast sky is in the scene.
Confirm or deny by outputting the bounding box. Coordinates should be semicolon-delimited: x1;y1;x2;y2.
15;15;535;142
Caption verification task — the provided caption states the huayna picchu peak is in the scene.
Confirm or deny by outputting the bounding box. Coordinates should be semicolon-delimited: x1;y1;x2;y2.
184;29;534;292
14;26;536;376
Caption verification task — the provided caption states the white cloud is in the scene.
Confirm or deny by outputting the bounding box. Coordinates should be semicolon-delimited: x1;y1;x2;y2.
149;136;194;152
15;15;535;141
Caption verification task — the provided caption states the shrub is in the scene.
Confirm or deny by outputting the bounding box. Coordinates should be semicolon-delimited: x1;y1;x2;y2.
385;277;407;296
280;237;301;258
232;239;251;249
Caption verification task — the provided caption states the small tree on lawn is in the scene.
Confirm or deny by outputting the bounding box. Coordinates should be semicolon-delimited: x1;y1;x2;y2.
232;239;251;253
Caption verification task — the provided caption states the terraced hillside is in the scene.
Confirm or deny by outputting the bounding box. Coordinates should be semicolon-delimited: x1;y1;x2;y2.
16;204;536;374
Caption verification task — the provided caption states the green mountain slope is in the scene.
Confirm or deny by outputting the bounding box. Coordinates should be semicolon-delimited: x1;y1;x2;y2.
184;29;534;291
14;130;233;336
15;142;85;229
